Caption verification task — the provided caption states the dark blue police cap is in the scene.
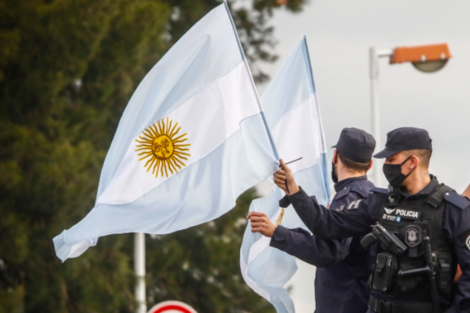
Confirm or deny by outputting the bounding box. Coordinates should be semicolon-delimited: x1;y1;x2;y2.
332;127;375;163
373;127;432;159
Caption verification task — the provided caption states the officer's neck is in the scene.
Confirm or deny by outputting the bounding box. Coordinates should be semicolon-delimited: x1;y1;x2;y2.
337;168;366;182
402;170;431;195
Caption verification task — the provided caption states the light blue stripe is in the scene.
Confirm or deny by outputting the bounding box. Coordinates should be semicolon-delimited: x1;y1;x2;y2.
54;114;278;262
260;40;312;131
320;152;332;202
289;158;330;209
301;35;316;94
247;244;297;313
241;187;295;313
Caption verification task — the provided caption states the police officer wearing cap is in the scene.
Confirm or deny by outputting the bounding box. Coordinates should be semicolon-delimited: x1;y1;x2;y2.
249;127;376;313
274;127;470;313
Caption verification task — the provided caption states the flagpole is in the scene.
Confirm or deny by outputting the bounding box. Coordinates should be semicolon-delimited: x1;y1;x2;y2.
135;232;146;313
223;0;279;160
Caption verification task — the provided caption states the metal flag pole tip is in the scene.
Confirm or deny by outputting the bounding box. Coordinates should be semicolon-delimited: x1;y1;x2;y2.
285;157;303;165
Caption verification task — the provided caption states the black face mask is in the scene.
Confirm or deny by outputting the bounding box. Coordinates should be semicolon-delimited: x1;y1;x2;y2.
331;156;338;183
383;156;415;188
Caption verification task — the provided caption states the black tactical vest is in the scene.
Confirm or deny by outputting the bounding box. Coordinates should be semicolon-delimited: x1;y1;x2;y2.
372;184;457;305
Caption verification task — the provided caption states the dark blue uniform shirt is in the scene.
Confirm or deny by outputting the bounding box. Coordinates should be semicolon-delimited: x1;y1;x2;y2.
287;175;470;313
270;176;375;313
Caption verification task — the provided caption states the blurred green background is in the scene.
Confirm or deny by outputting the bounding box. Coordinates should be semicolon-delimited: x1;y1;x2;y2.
0;0;306;312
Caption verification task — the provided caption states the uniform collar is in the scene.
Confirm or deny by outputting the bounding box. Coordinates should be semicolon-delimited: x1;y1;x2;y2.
398;175;439;199
334;175;367;192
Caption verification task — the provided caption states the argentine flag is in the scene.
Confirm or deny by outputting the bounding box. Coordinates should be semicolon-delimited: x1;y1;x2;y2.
53;3;279;262
240;37;330;312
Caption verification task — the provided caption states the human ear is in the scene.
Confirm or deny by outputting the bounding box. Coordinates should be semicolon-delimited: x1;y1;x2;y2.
367;159;373;171
410;155;419;169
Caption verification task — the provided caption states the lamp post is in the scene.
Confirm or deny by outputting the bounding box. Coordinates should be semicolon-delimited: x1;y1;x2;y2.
369;43;451;186
135;233;146;313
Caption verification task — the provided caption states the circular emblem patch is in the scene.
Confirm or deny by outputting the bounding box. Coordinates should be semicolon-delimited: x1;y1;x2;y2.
466;235;470;251
405;224;422;248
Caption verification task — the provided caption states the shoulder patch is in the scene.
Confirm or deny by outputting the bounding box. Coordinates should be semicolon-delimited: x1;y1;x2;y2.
334;186;351;200
444;191;470;210
457;228;470;251
370;187;388;195
347;199;363;210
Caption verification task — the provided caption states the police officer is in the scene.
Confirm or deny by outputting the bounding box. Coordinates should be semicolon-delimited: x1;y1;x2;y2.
274;127;470;313
248;128;376;313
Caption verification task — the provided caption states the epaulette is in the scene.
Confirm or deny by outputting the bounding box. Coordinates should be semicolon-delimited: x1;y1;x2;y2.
350;184;369;198
334;185;351;200
444;191;470;210
370;187;388;195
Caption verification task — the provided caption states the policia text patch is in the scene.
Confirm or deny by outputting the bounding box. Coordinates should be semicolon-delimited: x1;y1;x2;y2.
382;208;421;222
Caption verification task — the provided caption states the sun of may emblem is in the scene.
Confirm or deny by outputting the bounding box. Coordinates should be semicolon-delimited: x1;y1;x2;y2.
135;117;190;178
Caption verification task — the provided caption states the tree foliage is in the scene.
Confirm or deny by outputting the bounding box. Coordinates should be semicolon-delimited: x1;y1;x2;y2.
0;0;306;312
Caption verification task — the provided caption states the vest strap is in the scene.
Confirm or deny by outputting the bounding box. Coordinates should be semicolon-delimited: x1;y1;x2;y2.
426;184;453;208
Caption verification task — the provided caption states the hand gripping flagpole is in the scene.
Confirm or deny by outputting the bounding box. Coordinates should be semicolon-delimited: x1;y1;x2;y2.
275;157;302;225
223;1;280;161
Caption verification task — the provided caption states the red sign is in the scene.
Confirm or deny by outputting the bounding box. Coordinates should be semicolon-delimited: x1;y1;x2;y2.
148;301;197;313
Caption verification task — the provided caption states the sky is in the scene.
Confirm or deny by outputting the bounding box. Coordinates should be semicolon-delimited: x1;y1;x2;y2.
252;0;470;311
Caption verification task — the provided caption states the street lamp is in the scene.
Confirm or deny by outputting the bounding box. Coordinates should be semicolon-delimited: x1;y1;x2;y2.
369;43;452;186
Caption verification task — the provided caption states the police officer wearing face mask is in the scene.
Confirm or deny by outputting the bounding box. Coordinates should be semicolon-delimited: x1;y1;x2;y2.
249;127;376;313
274;127;470;313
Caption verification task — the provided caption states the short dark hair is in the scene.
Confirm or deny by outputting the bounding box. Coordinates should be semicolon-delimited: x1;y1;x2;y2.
338;153;370;173
402;149;433;167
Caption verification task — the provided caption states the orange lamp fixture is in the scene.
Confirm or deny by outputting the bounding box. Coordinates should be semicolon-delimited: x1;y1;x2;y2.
390;43;452;73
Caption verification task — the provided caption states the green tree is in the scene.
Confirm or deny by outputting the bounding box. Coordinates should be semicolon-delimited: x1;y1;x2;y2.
1;1;171;312
166;0;307;82
0;0;307;312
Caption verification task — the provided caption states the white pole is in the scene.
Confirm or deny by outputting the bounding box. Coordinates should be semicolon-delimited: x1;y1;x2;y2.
135;233;146;313
369;47;393;187
369;47;381;187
